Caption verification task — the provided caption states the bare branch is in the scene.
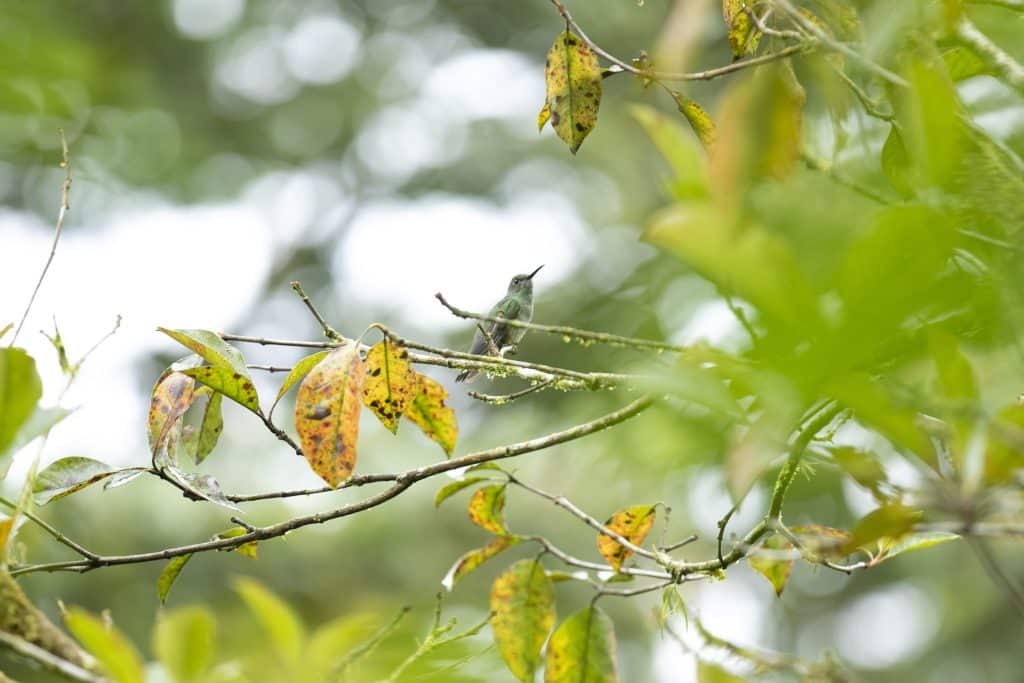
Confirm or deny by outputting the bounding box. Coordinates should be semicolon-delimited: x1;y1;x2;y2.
0;632;106;683
468;380;554;405
954;15;1024;97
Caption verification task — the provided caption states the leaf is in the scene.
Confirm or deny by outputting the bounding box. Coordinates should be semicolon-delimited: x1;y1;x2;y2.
490;560;556;682
670;91;716;150
215;527;258;559
268;350;330;419
790;524;850;557
158;328;249;375
841;504;922;555
434;476;488;507
153;606;216;683
881;126;914;198
831;447;886;494
544;606;618;683
658;586;687;628
181;365;259;413
0;347;42;457
0;323;11;341
167;468;240;511
629;104;708;200
148;371;196;457
34;457;120;505
104;468;147;490
722;0;761;58
234;577;306;663
468;484;508;535
894;60;963;189
158;554;194;604
942;47;990;82
294;344;365;487
597;505;656;572
985;402;1024;484
361;338;415;434
404;372;458;456
878;531;958;561
698;661;745;683
928;330;977;402
191;389;223;464
444;536;521;587
3;405;73;463
538;101;552;131
64;608;145;683
544;31;603;154
748;534;794;597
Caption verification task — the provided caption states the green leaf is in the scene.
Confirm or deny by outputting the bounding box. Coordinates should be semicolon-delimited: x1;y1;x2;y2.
445;535;521;587
597;505;656;572
361;338;415;434
658;586;687;629
215;527;258;559
234;577;306;663
64;608;145;683
154;606;216;683
490;560;556;681
294;344;365;487
3;405;73;463
629;104;708;199
722;0;761;58
158;554;194;604
191;389;223;464
468;484;507;535
34;457;119;505
545;606;618;683
942;46;990;82
0;347;42;457
895;61;963;189
158;328;249;375
881;125;914;198
985;402;1024;484
841;504;923;555
748;534;794;597
181;365;259;413
698;661;746;683
403;372;458;456
434;476;488;507
670;91;716;151
0;323;12;341
879;531;958;561
268;350;330;420
831;447;886;494
544;31;603;154
928;330;978;402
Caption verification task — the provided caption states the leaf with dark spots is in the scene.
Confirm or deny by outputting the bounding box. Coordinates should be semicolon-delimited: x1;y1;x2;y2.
294;344;365;487
182;365;260;413
597;505;656;572
722;0;761;59
34;457;120;505
148;372;196;457
545;606;618;683
490;560;555;682
158;328;248;374
444;536;520;587
670;91;716;151
544;31;602;154
403;372;458;456
468;484;507;535
361;338;414;434
268;350;330;420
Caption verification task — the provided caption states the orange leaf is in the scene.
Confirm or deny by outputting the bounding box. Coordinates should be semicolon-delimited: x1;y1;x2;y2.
597;504;656;572
148;372;196;457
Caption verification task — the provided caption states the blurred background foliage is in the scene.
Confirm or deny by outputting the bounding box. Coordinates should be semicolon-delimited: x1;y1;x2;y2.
2;0;1024;681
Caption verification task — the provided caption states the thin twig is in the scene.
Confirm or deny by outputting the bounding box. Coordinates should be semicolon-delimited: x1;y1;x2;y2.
290;281;342;341
967;536;1024;617
468;380;555;405
0;632;106;683
768;402;844;519
530;536;672;580
11;131;71;346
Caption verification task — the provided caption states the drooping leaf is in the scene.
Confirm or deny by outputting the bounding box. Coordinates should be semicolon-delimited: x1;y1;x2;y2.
722;0;761;58
434;476;489;507
545;606;618;683
670;91;716;151
148;371;196;457
153;606;216;683
444;536;521;587
841;504;922;555
34;457;120;505
181;365;259;413
361;338;415;434
64;608;145;683
748;534;794;597
629;104;708;199
831;447;887;496
597;505;656;572
294;344;365;487
881;125;914;198
468;484;508;535
404;372;458;456
0;347;42;458
215;527;259;559
158;554;194;605
490;560;556;682
158;328;249;375
544;31;603;154
658;585;687;629
104;468;148;490
268;350;330;419
234;577;306;663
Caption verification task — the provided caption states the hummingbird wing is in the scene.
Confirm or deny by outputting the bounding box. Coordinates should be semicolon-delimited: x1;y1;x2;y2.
467;296;520;355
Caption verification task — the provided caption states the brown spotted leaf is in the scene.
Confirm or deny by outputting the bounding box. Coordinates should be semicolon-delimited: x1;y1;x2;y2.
404;372;458;456
361;338;414;434
148;372;196;457
34;457;120;505
445;535;520;587
182;365;259;413
544;31;602;154
670;91;716;151
294;344;365;488
545;606;618;683
468;484;507;535
538;101;552;132
748;534;794;597
268;350;330;420
722;0;761;59
490;560;556;682
597;505;656;572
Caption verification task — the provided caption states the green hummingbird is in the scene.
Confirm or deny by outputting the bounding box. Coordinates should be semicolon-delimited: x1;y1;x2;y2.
456;265;543;382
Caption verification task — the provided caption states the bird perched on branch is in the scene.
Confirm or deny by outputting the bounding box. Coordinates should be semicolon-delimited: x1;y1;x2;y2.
456;265;543;382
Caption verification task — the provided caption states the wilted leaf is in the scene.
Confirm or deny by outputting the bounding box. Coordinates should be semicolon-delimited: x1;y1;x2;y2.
670;91;716;150
468;484;507;535
158;554;194;604
841;504;922;555
545;606;618;683
404;372;458;456
444;535;521;587
597;505;656;572
215;527;258;559
748;534;794;597
64;608;145;683
362;338;414;434
0;347;42;457
629;104;708;199
722;0;761;58
34;457;120;505
490;560;556;681
153;606;216;683
148;371;196;457
182;365;259;413
544;31;602;154
234;577;306;663
295;344;365;487
104;468;147;490
435;476;489;507
269;350;330;419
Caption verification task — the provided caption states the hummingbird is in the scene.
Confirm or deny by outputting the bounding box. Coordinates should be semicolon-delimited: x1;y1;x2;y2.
456;265;543;382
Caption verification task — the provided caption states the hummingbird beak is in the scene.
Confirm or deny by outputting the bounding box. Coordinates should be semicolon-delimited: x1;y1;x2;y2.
527;265;544;279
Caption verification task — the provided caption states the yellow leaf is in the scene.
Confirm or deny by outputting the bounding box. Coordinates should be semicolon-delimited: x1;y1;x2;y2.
446;536;520;586
670;91;716;151
404;372;458;456
361;338;414;434
538;101;552;132
722;0;761;58
544;31;603;154
468;484;507;535
597;505;656;572
544;606;618;683
148;372;196;456
294;344;365;487
490;560;555;681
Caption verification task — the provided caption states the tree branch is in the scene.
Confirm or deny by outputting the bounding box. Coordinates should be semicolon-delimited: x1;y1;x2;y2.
0;633;106;683
953;15;1024;97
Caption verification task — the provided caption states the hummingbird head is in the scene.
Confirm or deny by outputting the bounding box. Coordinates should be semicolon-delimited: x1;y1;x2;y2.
507;265;543;295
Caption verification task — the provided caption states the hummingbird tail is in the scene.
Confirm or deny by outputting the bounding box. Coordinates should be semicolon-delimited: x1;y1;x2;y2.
456;369;478;383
